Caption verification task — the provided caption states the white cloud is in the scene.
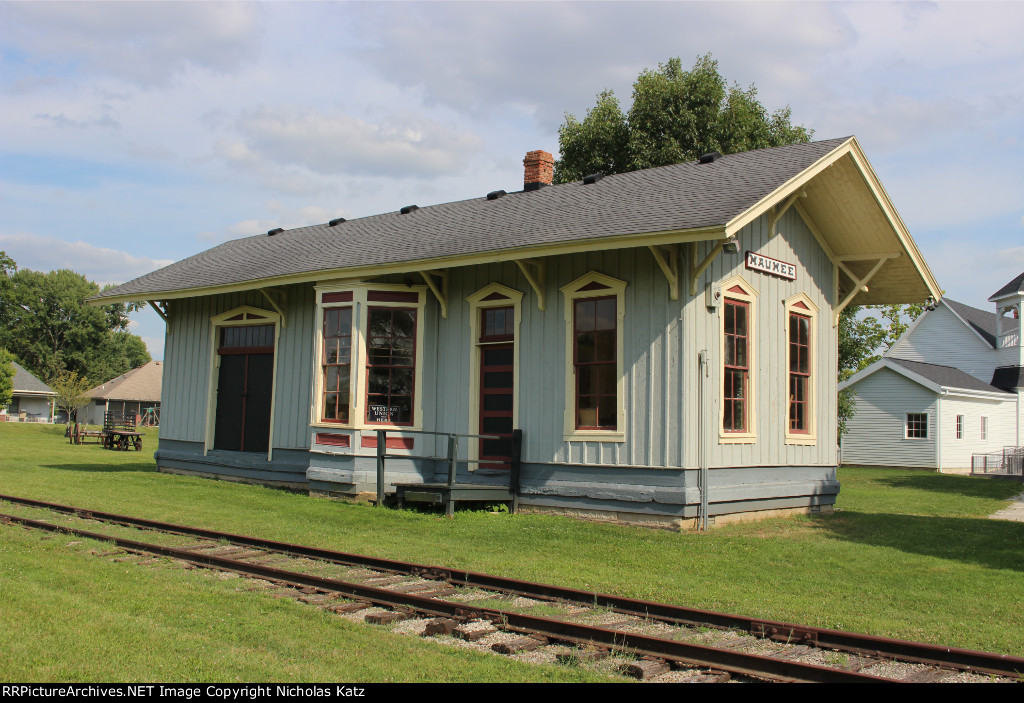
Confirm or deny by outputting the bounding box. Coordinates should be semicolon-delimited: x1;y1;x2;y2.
1;2;263;88
228;106;483;178
0;233;173;287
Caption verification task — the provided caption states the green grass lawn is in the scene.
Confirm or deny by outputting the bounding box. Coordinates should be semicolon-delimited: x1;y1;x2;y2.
2;422;1023;681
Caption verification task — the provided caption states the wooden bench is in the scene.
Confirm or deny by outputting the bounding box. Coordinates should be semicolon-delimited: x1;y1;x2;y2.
69;423;105;445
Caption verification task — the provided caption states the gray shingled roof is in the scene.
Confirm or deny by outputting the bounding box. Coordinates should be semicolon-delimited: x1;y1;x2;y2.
991;365;1024;390
889;358;1009;394
94;137;850;301
989;271;1024;301
943;299;1012;348
12;361;55;396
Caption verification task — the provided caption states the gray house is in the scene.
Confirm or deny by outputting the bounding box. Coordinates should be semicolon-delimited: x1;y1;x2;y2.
3;361;55;422
840;276;1023;472
93;137;939;527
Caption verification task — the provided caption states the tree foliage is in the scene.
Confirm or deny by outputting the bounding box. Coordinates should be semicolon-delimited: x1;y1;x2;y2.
554;54;813;183
0;255;150;386
50;370;94;425
0;348;14;410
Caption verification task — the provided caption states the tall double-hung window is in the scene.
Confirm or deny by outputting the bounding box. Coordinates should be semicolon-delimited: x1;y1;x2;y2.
314;285;426;429
720;278;757;443
561;272;627;442
784;294;818;445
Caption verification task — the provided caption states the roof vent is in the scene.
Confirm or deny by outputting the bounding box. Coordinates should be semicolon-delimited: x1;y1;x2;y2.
698;152;722;164
486;190;507;201
400;205;419;215
328;218;346;227
582;172;604;185
266;228;284;236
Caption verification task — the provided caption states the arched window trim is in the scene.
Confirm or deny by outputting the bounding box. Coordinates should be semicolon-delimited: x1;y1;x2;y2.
560;271;627;443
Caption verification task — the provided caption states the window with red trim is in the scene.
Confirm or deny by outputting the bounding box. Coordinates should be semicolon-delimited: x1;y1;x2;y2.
365;307;416;425
723;299;749;432
574;296;617;430
480;306;515;342
321;307;352;423
788;312;810;433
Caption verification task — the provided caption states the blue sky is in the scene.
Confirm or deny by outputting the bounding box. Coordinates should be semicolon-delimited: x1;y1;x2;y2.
1;1;1022;361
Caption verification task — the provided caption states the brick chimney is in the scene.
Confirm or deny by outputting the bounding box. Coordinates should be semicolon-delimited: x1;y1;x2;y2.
523;150;554;191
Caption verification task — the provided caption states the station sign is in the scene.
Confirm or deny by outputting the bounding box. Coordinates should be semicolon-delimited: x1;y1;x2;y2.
745;251;797;280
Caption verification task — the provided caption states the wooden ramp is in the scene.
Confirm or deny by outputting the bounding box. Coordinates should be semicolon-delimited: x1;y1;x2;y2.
392;483;516;517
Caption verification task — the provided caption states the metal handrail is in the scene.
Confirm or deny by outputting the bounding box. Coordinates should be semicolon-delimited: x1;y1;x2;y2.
374;428;522;511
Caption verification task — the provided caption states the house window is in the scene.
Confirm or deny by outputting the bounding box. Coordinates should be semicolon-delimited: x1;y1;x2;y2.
314;285;426;430
905;413;928;439
956;415;964;440
365;306;417;425
560;272;627;441
784;294;818;445
574;296;617;430
720;277;757;442
980;416;988;441
723;299;749;432
321;307;353;423
788;312;810;433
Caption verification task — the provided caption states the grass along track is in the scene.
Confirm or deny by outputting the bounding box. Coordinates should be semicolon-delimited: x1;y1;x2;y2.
2;498;1021;682
2;423;1024;678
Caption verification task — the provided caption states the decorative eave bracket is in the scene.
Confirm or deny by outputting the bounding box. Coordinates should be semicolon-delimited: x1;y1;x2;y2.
649;244;680;300
769;190;807;238
689;240;725;296
147;300;171;335
420;270;449;318
147;300;169;324
259;288;288;327
515;259;546;311
832;252;901;326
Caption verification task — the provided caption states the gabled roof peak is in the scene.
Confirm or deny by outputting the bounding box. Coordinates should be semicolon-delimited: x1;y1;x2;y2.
989;271;1024;301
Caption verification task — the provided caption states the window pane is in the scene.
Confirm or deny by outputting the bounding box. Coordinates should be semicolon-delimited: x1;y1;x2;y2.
483;347;513;366
594;330;616;362
598;364;617;395
576;331;595;363
595;298;616;330
575;299;595;332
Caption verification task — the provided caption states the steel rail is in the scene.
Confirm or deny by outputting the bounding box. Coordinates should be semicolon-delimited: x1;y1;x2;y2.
0;511;891;683
3;493;1023;678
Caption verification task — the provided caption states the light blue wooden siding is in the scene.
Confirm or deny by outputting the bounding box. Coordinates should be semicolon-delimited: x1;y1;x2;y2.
161;206;836;492
889;306;996;382
160;286;315;450
421;248;686;469
842;368;937;467
684;208;837;469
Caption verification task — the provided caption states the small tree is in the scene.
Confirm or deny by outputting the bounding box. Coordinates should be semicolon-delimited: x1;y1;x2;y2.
50;370;93;428
0;349;14;411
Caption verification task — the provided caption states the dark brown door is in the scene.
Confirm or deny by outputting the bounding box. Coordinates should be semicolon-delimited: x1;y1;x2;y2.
479;343;514;468
214;325;274;453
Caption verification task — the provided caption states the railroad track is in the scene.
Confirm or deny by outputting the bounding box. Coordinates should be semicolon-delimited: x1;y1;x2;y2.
2;493;1021;684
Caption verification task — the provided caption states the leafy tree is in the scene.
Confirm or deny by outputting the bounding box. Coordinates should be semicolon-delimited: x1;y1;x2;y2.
0;257;150;384
50;370;93;427
0;348;14;410
554;54;813;183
